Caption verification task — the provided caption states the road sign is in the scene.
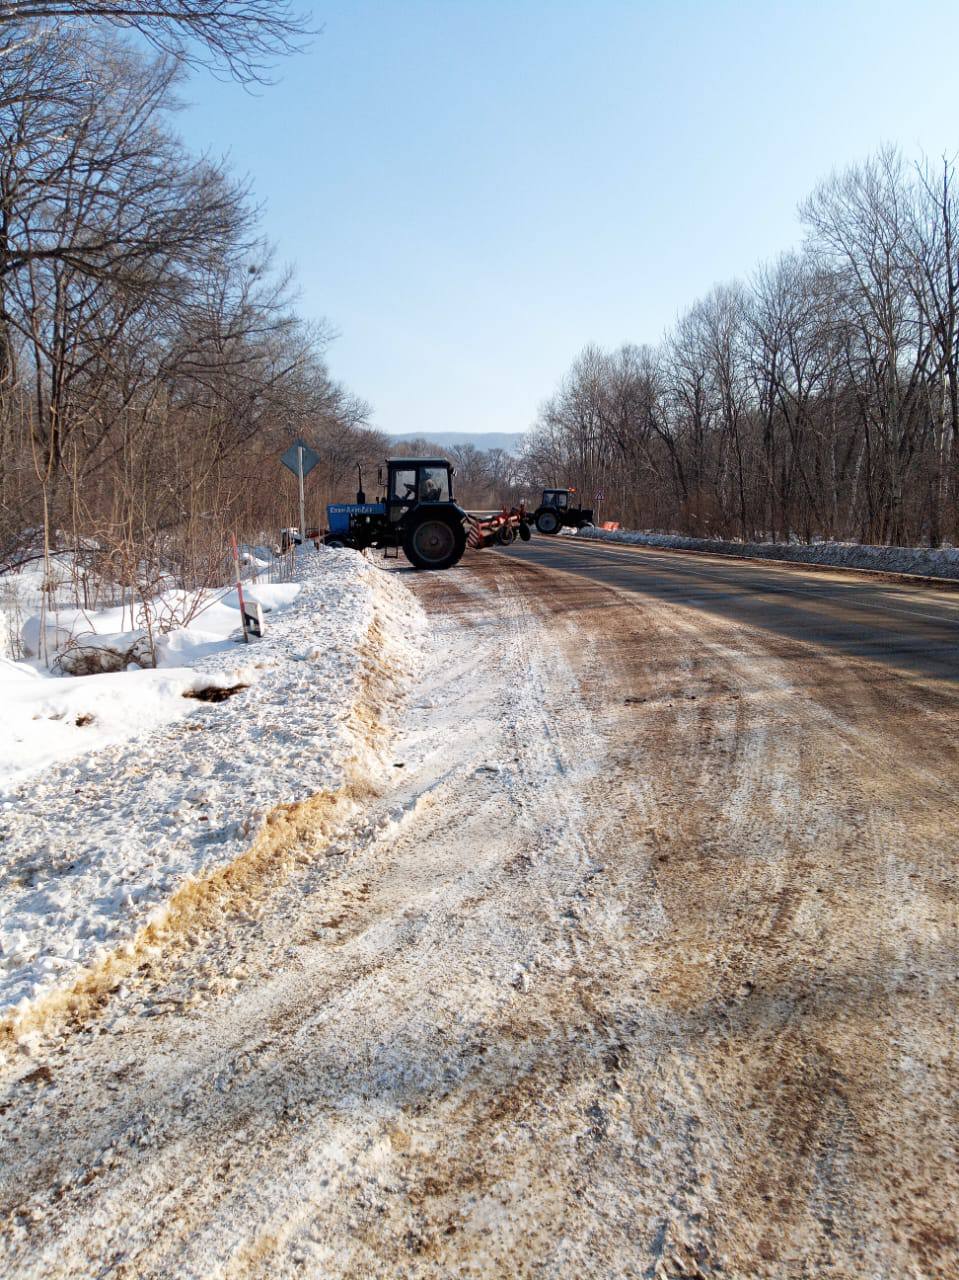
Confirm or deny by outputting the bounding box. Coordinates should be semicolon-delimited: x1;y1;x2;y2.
280;441;320;549
280;440;320;477
243;600;266;638
595;489;605;501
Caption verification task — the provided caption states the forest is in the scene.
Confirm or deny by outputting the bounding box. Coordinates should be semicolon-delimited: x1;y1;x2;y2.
527;148;959;547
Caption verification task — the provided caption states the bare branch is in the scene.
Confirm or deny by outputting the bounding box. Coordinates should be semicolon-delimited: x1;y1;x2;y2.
0;2;314;82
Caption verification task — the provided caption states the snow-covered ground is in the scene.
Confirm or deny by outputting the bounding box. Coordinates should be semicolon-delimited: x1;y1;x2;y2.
1;583;300;792
0;549;424;1027
578;526;959;579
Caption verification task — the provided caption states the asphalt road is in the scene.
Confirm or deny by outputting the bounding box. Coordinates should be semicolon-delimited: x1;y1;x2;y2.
499;535;959;684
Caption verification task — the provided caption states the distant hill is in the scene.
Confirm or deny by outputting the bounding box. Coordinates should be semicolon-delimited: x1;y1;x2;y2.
387;430;525;454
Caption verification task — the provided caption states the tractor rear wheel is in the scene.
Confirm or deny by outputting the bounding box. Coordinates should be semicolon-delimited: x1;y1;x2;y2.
402;516;466;570
497;524;516;546
535;509;561;535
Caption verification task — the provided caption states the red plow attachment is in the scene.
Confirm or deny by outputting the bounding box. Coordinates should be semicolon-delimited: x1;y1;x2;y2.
466;506;532;549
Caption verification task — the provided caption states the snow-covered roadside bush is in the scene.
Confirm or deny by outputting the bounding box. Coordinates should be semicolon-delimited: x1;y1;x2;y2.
53;632;156;676
0;585;16;661
578;527;959;580
0;550;425;1028
0;544;121;663
1;533;291;666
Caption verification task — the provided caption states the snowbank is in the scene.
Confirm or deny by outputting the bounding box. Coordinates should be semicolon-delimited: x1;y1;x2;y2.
578;527;959;580
0;550;425;1025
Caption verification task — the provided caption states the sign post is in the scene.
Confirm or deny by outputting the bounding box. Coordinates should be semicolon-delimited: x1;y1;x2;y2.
230;533;250;645
297;446;306;551
279;439;321;547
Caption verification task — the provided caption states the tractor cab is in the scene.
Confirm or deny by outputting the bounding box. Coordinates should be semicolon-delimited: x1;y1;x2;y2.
541;488;571;510
382;458;455;521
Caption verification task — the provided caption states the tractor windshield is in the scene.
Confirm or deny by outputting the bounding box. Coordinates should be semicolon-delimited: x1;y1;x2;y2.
544;490;569;508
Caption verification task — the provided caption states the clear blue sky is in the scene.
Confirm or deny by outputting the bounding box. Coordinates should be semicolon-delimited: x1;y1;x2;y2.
177;0;959;440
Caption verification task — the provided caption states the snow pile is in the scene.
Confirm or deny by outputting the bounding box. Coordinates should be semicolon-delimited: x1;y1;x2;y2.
0;549;425;1024
578;527;959;580
1;581;302;792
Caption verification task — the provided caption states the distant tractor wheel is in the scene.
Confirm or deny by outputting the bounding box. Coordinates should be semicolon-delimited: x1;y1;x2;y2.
535;509;561;535
518;522;532;542
403;517;466;570
579;521;594;530
326;538;346;548
497;524;516;546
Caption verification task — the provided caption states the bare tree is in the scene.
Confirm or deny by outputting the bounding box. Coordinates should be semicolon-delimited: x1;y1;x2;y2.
0;2;312;83
0;25;253;538
906;155;959;545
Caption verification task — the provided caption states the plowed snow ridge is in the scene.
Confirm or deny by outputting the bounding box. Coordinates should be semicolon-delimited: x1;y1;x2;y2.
0;550;424;1025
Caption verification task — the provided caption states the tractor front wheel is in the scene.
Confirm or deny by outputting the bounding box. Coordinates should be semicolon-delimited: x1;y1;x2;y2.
402;517;466;570
535;509;561;535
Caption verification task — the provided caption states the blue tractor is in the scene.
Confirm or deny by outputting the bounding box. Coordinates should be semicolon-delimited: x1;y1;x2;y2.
324;457;473;570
